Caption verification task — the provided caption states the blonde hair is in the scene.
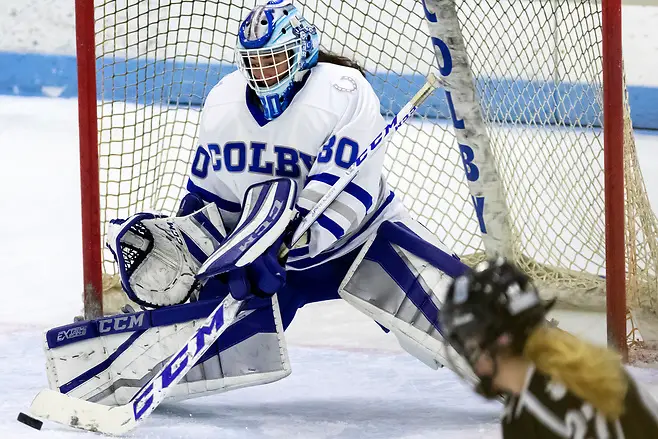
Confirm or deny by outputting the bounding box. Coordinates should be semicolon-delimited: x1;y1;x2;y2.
523;325;628;419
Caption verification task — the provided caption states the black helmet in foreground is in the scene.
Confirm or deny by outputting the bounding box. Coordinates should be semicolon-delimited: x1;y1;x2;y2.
440;257;555;397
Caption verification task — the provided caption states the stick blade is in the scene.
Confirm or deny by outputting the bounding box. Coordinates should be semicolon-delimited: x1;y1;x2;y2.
30;389;136;435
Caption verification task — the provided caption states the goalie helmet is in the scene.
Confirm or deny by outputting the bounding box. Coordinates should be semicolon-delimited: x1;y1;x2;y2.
440;258;555;397
235;0;319;120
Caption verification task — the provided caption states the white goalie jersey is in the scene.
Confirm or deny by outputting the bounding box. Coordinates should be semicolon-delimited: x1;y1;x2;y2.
187;62;404;270
36;49;477;431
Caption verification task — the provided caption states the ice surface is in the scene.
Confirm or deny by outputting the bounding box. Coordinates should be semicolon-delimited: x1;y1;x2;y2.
2;95;658;438
0;332;504;439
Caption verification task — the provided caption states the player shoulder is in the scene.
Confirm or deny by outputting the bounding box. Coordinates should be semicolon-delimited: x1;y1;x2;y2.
298;63;379;115
204;70;247;108
312;62;371;88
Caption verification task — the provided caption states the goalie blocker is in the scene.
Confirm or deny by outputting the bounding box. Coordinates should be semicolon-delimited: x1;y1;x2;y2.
42;215;475;409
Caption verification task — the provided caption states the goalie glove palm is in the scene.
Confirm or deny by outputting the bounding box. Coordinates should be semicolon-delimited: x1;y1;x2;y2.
107;204;227;308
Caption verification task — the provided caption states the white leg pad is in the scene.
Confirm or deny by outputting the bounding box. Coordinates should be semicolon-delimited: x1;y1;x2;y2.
339;217;476;381
43;294;291;406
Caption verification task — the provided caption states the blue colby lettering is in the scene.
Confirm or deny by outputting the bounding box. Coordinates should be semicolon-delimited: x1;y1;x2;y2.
472;195;487;233
432;31;489;237
459;143;480;182
445;92;465;129
299;151;315;170
422;0;437;22
431;37;453;76
249;142;274;174
208;144;222;170
193;142;312;178
274;146;300;178
191;147;210;178
224;142;246;171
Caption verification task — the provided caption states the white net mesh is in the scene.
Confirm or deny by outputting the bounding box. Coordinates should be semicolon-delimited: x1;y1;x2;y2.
93;0;658;345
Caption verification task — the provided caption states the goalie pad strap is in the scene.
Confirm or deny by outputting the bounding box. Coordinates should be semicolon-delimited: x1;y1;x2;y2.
362;228;444;334
45;295;290;405
377;221;467;278
46;299;220;350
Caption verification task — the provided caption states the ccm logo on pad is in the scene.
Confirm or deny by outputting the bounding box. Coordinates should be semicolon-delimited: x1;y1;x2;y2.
98;314;145;334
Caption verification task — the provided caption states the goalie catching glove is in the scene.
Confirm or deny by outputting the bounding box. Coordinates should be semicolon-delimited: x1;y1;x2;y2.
106;202;227;307
107;178;298;306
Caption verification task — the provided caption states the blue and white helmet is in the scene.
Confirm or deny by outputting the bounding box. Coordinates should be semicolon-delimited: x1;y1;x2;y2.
235;0;320;120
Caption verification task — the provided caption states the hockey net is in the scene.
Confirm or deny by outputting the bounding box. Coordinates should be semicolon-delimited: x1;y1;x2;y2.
85;0;658;356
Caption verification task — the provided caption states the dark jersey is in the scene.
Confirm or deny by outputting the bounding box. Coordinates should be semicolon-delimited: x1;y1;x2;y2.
501;366;658;438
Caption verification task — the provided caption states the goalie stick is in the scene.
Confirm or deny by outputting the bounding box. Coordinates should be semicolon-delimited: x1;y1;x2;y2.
287;72;440;251
26;74;440;435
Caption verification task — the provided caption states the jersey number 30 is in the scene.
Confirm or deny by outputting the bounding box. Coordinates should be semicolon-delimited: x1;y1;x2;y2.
317;135;359;169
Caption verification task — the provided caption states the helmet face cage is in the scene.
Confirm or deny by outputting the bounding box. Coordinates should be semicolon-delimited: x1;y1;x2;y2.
234;1;319;120
236;41;302;95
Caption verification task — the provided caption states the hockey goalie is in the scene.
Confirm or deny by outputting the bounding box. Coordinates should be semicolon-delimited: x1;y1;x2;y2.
42;0;474;410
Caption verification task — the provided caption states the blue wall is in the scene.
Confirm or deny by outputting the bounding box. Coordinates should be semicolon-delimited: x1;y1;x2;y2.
2;51;656;130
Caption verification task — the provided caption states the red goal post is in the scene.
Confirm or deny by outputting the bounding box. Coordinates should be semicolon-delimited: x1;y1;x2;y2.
75;0;654;360
601;0;627;359
76;0;102;320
